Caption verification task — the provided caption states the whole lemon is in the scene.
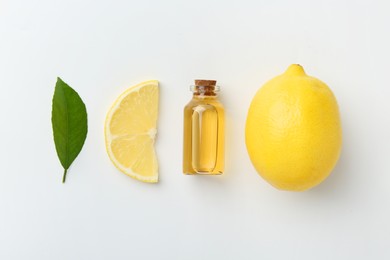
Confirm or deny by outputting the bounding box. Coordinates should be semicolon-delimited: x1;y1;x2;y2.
245;64;342;191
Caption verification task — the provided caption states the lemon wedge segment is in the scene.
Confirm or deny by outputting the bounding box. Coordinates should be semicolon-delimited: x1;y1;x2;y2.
105;80;159;183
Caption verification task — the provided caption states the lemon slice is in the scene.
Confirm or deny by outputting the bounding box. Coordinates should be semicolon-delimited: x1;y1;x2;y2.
105;80;159;183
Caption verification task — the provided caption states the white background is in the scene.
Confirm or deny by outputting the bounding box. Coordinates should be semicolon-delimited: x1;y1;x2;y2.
1;0;389;259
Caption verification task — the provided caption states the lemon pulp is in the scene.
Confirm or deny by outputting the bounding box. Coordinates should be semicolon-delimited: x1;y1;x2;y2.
105;80;159;183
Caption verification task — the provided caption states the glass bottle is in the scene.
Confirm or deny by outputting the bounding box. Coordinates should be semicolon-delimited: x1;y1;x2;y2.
183;80;225;175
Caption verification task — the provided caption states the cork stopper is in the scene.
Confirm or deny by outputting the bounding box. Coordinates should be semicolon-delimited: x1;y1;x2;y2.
195;79;217;87
191;79;219;96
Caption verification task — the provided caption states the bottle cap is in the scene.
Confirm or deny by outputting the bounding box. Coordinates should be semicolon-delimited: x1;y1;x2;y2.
194;80;217;86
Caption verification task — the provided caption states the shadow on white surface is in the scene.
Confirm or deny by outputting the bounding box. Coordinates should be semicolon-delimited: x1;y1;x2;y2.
308;149;350;196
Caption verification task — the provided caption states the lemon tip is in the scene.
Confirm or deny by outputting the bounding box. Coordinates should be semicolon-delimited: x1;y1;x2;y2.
284;64;306;76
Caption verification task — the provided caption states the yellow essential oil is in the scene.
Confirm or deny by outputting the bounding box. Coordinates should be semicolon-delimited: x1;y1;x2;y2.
183;80;225;175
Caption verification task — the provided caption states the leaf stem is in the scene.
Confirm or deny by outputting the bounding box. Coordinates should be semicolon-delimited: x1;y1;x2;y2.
62;168;67;183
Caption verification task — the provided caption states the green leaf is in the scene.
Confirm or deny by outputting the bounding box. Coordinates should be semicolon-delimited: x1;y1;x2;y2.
51;77;88;183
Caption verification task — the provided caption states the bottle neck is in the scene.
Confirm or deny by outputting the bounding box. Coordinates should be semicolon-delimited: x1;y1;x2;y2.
191;85;220;97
